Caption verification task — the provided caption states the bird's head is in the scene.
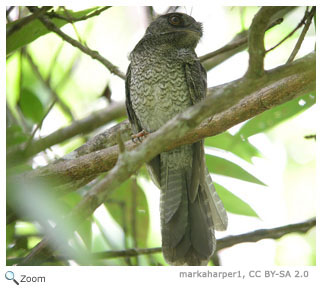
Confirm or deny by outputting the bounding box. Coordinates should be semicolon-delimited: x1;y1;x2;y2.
144;13;203;49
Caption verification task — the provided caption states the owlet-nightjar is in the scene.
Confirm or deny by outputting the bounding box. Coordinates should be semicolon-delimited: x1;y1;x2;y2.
126;12;228;266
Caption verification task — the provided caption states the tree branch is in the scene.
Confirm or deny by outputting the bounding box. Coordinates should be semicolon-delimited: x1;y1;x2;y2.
286;7;315;63
8;29;250;164
24;99;57;151
27;7;126;80
23;52;315;190
98;217;316;260
17;51;315;265
46;6;111;23
90;217;318;259
200;16;284;72
6;6;52;37
200;30;249;71
7;102;126;166
266;7;309;54
246;7;287;78
14;218;315;265
6;7;294;163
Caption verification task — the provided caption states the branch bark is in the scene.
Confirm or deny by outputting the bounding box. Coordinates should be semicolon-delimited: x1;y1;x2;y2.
24;52;315;189
7;101;126;165
247;7;287;78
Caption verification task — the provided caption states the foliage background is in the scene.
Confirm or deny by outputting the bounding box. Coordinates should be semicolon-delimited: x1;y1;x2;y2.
6;6;316;266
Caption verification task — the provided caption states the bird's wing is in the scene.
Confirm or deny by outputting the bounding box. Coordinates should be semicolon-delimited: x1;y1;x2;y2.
184;60;228;230
184;60;207;202
184;60;207;103
126;64;161;186
125;64;142;133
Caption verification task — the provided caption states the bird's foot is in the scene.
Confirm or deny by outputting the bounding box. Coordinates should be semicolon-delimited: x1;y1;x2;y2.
131;130;149;143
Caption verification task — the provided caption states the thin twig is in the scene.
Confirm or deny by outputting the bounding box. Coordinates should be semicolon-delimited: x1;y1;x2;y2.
46;6;111;23
45;41;65;85
199;32;248;63
6;6;52;37
25;51;75;120
10;218;315;265
266;7;309;54
6;102;127;164
286;7;315;64
217;217;316;250
200;17;283;65
27;7;126;80
6;6;15;17
62;7;85;44
97;217;318;257
24;100;57;151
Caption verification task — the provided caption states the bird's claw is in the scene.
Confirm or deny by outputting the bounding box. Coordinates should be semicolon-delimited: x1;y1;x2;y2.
131;130;149;143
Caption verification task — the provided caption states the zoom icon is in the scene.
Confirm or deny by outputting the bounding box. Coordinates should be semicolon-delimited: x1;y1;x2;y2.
5;271;19;285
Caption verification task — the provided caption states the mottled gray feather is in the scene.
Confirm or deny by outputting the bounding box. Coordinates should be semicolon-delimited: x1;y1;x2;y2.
203;165;228;230
125;12;228;266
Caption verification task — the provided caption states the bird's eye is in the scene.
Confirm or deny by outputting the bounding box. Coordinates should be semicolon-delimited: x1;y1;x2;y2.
168;15;182;26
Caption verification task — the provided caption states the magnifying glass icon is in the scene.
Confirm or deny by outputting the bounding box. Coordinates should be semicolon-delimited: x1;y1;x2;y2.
5;271;19;285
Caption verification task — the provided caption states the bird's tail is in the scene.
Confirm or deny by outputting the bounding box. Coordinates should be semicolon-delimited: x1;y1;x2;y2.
159;145;227;266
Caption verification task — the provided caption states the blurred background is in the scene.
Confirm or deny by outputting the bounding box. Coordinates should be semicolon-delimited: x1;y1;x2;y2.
6;6;316;266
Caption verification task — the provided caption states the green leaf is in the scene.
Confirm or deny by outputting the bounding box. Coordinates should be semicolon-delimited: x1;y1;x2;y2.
214;183;259;217
60;191;82;211
6;7;101;55
15;221;38;236
205;132;261;163
105;178;150;248
6;125;28;147
77;219;92;249
238;93;316;139
6;223;15;247
206;154;266;185
18;88;44;123
60;192;92;249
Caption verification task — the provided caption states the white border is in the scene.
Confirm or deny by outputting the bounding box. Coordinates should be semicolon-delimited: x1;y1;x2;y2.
1;1;321;287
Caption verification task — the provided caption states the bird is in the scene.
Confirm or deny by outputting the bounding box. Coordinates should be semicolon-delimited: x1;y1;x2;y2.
125;12;228;265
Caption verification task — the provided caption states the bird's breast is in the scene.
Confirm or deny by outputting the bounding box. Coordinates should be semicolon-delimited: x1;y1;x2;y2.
130;56;192;132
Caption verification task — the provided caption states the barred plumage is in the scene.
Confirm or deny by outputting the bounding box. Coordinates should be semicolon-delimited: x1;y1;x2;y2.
126;12;228;265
